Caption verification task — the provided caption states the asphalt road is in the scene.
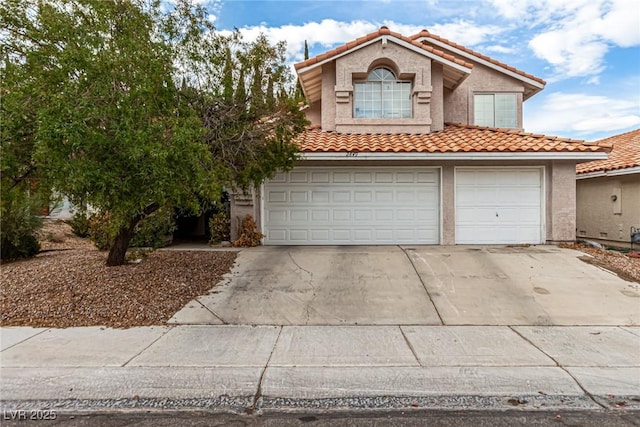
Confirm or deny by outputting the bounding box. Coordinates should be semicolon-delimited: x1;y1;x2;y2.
3;410;639;427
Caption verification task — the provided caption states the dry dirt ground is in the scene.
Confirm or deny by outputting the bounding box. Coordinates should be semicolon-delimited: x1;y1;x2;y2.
1;220;236;328
1;221;639;328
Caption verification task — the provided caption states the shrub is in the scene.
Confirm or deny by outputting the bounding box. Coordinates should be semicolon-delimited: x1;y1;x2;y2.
209;211;231;243
0;187;42;260
232;214;264;247
67;212;91;237
130;208;176;249
87;211;113;250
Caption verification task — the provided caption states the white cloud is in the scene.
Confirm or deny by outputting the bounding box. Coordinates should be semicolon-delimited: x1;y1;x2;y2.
487;0;640;80
524;92;640;137
483;45;516;54
427;20;505;46
231;19;378;62
229;18;504;63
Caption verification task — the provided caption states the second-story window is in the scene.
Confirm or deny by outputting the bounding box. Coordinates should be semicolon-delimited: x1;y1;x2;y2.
354;67;411;119
474;93;517;128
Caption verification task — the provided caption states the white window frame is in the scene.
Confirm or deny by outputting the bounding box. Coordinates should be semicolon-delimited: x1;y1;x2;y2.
473;93;517;128
353;67;412;119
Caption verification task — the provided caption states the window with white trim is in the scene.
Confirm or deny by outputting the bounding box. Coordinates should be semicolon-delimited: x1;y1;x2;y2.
354;68;411;119
474;93;517;128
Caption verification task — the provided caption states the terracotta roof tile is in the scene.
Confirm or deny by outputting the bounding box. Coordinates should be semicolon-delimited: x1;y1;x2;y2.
410;31;546;86
295;123;611;154
576;129;640;174
294;26;474;71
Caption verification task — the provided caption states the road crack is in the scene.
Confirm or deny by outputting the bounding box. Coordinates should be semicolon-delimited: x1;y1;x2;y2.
288;252;316;325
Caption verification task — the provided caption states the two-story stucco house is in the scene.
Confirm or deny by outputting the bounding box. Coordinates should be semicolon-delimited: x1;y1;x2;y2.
230;27;610;246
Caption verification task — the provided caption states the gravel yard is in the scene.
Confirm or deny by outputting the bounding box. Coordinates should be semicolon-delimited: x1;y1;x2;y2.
1;221;638;329
1;221;236;328
561;242;640;283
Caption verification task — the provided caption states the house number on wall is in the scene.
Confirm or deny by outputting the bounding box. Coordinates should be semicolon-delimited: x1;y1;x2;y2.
346;152;358;157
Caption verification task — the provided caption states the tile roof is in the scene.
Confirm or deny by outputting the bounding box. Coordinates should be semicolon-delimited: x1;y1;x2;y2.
410;29;546;86
294;26;474;71
296;123;611;154
576;128;640;174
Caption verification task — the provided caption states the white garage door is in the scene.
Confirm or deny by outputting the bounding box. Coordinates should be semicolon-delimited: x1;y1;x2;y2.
263;167;440;245
455;168;543;244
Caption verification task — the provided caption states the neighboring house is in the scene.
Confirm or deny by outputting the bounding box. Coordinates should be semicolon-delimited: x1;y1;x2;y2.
230;27;610;245
576;129;640;248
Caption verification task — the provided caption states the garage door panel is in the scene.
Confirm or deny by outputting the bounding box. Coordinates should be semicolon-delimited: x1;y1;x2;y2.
418;171;438;183
290;230;309;241
311;172;330;183
375;191;394;202
268;191;287;203
375;172;393;183
332;229;350;240
354;191;372;202
354;230;373;241
354;172;373;183
264;167;440;245
333;172;350;183
311;210;330;222
333;191;351;203
354;210;372;221
333;210;351;221
396;172;415;183
290;171;309;183
375;210;394;221
375;229;394;240
456;168;542;244
267;229;287;242
290;191;308;202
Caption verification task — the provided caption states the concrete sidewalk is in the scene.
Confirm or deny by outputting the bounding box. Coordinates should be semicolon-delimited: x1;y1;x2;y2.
1;325;639;414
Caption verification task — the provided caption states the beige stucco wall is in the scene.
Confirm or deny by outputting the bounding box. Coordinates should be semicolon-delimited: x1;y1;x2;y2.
547;161;577;242
233;160;578;245
305;102;321;126
320;40;435;133
443;62;524;128
576;174;640;247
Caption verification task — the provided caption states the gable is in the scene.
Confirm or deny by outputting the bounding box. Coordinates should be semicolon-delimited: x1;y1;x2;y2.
411;30;545;100
295;27;472;104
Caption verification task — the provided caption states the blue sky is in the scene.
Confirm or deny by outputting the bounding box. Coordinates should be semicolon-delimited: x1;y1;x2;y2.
204;0;639;141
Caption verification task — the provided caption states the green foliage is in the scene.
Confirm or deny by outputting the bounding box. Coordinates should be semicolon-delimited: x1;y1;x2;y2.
0;186;42;260
130;208;176;249
87;212;114;251
68;212;91;238
209;211;231;243
232;214;264;247
0;0;306;265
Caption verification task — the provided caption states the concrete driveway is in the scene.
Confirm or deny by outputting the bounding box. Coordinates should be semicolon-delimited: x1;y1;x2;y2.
171;245;640;326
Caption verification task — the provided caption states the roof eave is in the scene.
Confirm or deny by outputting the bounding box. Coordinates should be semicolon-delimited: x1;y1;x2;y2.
577;166;640;179
415;36;546;95
300;152;609;161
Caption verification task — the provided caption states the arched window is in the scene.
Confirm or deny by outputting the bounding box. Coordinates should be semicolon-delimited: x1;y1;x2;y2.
354;67;412;118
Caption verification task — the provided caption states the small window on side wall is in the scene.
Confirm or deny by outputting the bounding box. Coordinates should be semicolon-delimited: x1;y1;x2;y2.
474;93;517;128
354;67;412;119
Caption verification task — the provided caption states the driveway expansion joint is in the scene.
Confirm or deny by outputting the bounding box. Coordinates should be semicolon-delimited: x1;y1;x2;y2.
508;326;608;410
121;326;174;367
399;246;445;325
399;326;422;366
194;299;227;324
0;328;50;353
